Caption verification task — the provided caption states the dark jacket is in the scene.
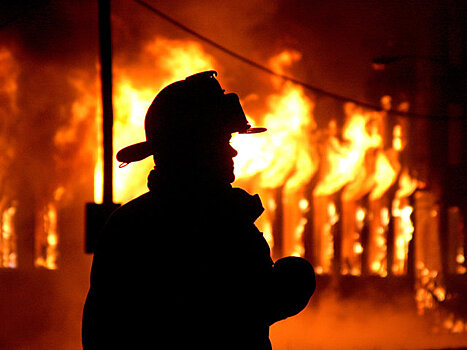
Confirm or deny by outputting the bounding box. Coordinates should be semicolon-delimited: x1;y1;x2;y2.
82;179;275;350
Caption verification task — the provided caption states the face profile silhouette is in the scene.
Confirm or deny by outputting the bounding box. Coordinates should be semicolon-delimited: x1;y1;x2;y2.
116;70;265;185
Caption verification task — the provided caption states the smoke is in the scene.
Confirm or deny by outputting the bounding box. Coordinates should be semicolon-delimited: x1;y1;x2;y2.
0;0;98;203
271;287;467;350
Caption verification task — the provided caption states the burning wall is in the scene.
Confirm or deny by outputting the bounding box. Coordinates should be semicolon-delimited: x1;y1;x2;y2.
2;30;464;333
88;36;465;329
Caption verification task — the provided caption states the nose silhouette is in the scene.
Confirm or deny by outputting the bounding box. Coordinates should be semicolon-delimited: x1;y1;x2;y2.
229;144;238;158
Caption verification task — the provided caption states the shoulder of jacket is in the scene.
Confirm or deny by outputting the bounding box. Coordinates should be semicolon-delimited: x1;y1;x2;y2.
230;187;264;223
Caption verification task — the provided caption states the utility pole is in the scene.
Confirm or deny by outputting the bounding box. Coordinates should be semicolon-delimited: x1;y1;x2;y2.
85;0;120;253
99;0;114;205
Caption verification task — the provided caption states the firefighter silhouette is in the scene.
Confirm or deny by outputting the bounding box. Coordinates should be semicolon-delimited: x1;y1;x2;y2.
82;71;315;350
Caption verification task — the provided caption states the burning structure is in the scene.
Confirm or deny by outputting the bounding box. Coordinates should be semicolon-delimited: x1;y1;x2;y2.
0;0;466;349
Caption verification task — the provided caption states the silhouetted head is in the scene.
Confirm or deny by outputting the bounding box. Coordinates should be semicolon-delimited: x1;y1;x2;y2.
116;71;265;184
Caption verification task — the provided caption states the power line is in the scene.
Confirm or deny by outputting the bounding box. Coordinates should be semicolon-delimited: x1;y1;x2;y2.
132;0;458;120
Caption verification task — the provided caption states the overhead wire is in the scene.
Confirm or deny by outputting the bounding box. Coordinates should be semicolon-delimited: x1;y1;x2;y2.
133;0;458;120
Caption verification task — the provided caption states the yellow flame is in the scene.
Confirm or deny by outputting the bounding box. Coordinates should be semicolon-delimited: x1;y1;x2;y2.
353;242;363;254
396;169;418;198
369;151;399;200
393;124;403;151
392;200;414;275
232;51;316;260
356;207;366;224
371;207;389;277
232;51;316;192
314;105;382;197
1;205;17;268
112;82;155;203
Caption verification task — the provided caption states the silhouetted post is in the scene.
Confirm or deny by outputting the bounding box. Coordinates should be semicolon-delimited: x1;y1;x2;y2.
99;0;114;204
272;187;284;258
332;191;342;276
85;0;120;253
360;196;370;276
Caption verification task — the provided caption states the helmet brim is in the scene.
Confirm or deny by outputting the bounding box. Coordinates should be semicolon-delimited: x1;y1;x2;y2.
115;126;267;165
239;127;267;134
116;141;153;163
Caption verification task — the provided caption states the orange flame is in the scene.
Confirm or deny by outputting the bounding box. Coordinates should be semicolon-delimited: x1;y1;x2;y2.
314;104;383;197
392;170;418;275
1;205;17;268
232;50;316;257
0;48;19;268
35;202;59;269
232;50;317;191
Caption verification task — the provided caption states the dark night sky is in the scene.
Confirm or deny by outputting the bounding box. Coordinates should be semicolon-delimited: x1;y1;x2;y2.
2;0;463;104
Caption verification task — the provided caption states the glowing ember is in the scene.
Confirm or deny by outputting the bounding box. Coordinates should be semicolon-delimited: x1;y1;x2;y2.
415;261;446;315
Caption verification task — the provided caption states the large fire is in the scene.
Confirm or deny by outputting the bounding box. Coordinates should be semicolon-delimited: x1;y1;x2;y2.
89;35;420;279
0;35;464;339
88;38;466;295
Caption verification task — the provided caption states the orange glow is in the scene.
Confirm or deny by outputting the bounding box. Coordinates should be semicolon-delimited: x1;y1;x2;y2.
0;48;19;269
393;125;403;151
396;169;418;198
392;170;418;275
415;261;446;315
368;206;389;277
313;200;338;274
0;48;19;113
35;202;59;269
1;205;17;268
